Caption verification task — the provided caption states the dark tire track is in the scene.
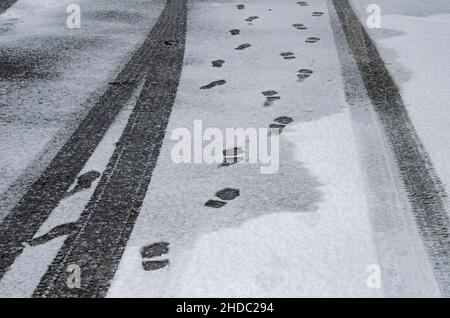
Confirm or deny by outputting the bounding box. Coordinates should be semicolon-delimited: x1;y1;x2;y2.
332;0;450;297
0;0;17;16
32;0;187;298
0;0;184;285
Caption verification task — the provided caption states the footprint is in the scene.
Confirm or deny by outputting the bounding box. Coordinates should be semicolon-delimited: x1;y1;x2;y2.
200;80;226;89
280;52;296;60
297;1;309;6
312;11;324;16
205;188;240;208
212;59;225;67
220;147;244;167
204;200;227;208
163;40;177;46
245;16;259;22
297;69;313;81
66;170;101;196
236;4;245;10
262;90;279;97
269;116;294;134
230;29;240;35
292;23;307;30
141;242;170;271
306;37;320;43
235;43;251;50
28;222;79;247
262;90;281;106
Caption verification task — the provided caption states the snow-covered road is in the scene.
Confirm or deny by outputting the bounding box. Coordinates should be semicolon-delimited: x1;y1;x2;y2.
0;0;449;298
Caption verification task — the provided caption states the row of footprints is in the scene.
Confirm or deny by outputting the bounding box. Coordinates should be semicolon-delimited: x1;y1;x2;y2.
200;2;322;213
140;1;322;272
198;2;322;215
201;2;323;91
132;2;317;272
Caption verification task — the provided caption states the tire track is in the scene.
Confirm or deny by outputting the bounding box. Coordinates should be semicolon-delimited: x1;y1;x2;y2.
0;0;16;16
331;0;450;296
0;0;181;281
33;0;187;297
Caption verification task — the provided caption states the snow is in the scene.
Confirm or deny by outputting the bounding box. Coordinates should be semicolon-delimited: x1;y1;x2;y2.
350;0;450;212
0;0;164;219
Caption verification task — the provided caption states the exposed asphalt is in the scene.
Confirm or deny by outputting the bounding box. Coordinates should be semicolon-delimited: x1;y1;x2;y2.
332;0;450;297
